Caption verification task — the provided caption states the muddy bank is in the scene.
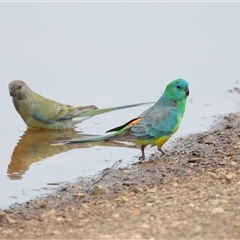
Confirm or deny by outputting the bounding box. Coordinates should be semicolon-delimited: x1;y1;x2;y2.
1;113;240;239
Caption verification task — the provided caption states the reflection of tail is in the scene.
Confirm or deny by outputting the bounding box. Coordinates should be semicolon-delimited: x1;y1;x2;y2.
77;102;153;118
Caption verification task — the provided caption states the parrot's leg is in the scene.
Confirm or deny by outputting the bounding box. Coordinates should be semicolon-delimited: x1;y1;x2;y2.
157;146;165;157
139;145;146;161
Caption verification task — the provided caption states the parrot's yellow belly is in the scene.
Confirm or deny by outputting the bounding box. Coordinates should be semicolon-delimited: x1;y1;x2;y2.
136;135;172;147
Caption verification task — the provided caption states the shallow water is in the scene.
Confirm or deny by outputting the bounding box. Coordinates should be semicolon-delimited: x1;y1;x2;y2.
1;3;240;208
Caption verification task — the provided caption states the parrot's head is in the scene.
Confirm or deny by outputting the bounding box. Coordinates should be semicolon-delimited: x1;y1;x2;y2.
8;80;31;100
164;78;189;101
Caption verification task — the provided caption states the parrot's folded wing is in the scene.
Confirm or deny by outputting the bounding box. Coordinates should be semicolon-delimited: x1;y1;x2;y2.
32;102;63;123
131;107;179;138
32;102;97;123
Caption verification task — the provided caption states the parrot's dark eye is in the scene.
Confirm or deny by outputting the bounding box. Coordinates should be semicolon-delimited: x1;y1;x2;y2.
18;85;22;89
176;84;181;89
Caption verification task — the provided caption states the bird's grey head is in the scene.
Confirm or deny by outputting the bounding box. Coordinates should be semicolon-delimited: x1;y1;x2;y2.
8;80;31;100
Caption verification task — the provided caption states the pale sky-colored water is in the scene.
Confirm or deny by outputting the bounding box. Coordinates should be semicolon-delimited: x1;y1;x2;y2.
0;2;240;208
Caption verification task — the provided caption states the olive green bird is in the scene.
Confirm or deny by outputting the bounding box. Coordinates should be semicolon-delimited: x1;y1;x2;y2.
58;79;189;160
9;80;153;130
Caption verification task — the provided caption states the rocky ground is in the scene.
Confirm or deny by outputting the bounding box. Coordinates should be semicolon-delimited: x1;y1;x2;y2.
1;112;240;239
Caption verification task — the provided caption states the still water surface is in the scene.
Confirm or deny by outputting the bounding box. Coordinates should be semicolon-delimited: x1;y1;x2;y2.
1;80;239;208
1;3;240;208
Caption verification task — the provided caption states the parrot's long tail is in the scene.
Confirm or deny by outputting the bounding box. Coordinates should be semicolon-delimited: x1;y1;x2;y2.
77;102;153;118
56;117;141;144
54;117;142;145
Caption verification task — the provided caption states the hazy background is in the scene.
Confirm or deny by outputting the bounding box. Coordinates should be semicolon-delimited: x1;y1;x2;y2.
0;2;240;207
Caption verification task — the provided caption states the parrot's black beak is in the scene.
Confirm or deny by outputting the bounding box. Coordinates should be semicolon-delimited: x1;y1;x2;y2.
9;89;14;96
185;87;189;97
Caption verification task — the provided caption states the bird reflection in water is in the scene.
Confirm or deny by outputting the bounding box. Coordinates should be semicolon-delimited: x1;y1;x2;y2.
8;128;136;180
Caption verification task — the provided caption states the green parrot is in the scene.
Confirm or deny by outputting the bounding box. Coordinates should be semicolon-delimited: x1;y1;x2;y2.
58;78;189;160
9;80;153;130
